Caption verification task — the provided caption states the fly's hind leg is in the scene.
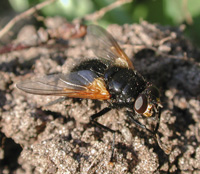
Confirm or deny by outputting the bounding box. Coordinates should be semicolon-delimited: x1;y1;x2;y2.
89;107;116;162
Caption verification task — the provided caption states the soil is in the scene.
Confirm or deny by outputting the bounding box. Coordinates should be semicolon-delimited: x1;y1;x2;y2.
0;18;200;174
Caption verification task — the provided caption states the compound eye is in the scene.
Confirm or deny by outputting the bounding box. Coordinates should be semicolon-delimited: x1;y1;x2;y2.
134;94;148;114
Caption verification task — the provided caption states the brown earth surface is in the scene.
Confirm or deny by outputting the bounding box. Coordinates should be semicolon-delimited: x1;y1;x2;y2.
0;18;200;174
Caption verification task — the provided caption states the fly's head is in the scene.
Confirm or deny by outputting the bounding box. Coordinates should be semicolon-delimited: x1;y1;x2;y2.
134;85;162;118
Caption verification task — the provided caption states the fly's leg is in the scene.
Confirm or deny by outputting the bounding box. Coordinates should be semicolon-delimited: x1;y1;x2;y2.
154;108;161;134
126;111;155;135
126;111;171;154
89;107;116;162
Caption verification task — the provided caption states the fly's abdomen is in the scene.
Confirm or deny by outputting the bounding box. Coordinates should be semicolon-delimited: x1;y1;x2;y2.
71;59;107;77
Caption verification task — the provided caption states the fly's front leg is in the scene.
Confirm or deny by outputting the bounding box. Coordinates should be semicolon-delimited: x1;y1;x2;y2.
126;111;155;135
89;107;116;162
126;110;171;154
154;108;161;134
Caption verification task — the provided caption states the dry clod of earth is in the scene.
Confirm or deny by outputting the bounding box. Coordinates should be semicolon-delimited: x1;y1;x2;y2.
0;19;200;174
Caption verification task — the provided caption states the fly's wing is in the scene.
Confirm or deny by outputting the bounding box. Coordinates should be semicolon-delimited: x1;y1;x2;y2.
16;70;110;100
87;25;134;69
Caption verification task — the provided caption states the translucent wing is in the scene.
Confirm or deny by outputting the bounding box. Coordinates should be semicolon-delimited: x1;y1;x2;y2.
87;25;134;69
16;70;110;100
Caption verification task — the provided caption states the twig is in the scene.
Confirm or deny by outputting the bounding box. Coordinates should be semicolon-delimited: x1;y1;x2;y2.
0;0;57;39
81;0;133;22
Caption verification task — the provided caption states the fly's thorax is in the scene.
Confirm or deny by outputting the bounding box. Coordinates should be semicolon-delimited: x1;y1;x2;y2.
104;67;146;104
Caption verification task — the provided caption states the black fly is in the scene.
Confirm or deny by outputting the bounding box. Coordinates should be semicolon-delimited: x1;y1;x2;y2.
16;25;171;161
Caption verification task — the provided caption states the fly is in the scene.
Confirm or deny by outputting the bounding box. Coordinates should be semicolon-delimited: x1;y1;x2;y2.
16;25;171;161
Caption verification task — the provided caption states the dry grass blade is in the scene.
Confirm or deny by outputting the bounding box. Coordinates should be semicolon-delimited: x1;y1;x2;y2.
77;0;133;22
